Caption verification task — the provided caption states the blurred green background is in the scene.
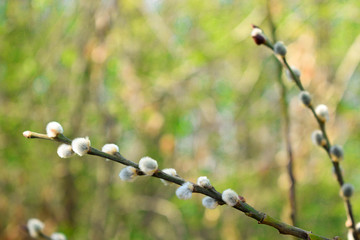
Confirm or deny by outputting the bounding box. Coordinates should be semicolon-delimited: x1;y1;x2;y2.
1;0;360;239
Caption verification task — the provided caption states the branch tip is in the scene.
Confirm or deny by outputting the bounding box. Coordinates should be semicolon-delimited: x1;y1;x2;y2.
23;131;32;138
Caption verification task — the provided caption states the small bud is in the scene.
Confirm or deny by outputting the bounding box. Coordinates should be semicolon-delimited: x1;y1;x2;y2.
71;137;91;156
160;168;177;185
222;189;240;207
340;183;354;199
57;144;74;158
46;121;64;138
299;91;312;107
315;104;329;122
176;182;194;200
23;131;32;138
330;145;344;162
50;233;67;240
285;66;301;82
251;25;266;45
346;218;352;228
119;166;138;182
27;218;44;238
197;176;212;188
347;230;355;240
102;143;119;154
102;143;119;161
139;156;158;175
273;41;287;56
202;196;218;209
311;130;326;146
355;222;360;233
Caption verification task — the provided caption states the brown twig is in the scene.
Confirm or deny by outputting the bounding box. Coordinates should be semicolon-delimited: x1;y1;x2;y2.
23;130;336;240
266;0;297;226
252;25;358;240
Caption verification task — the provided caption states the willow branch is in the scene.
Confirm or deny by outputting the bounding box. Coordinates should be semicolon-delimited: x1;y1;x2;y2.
252;26;358;240
23;223;63;240
23;130;337;240
38;232;52;240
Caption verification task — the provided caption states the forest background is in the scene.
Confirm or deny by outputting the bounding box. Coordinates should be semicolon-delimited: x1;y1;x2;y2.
1;0;360;239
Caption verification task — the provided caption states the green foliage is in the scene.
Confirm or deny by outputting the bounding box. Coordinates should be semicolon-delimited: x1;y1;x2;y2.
1;0;360;239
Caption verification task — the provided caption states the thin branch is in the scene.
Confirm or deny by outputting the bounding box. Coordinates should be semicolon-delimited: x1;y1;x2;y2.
23;224;62;240
252;26;358;240
39;232;52;240
266;0;297;226
23;130;337;240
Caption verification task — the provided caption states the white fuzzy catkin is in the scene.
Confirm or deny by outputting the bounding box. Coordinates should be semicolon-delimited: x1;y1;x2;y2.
355;222;360;233
299;91;312;107
285;66;301;82
23;131;32;138
160;168;177;185
102;143;119;154
273;41;287;56
202;196;218;209
102;143;119;161
251;27;263;37
50;233;67;240
222;189;240;207
251;26;266;45
57;144;74;158
311;130;325;146
348;230;355;240
330;145;344;162
340;183;354;199
71;137;91;156
46;121;64;138
315;104;329;122
27;218;44;238
119;166;138;181
197;176;211;188
176;182;194;200
139;156;158;175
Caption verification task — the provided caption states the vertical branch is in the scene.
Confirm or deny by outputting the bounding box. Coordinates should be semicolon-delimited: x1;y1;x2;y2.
89;1;119;239
266;0;297;226
62;61;92;228
61;2;95;230
251;24;359;240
